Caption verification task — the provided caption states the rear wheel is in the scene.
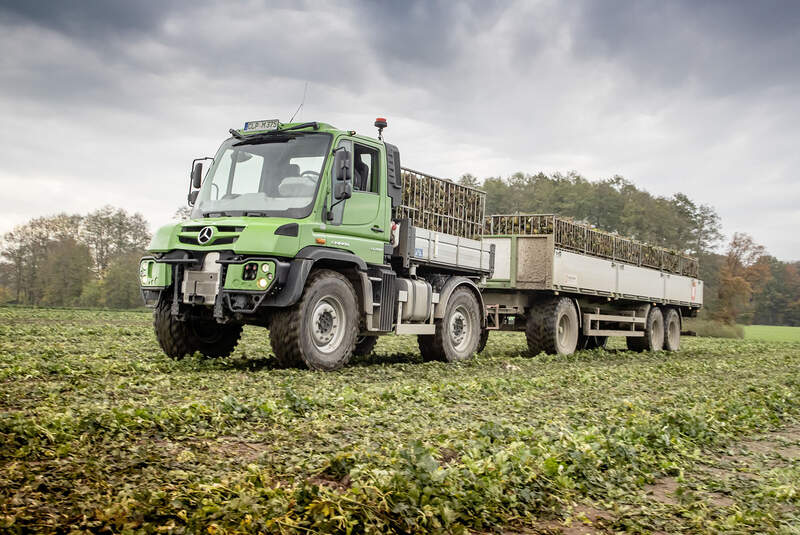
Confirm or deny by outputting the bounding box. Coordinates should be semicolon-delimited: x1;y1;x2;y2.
626;307;664;352
526;298;579;355
270;269;358;371
663;308;681;351
353;336;379;356
418;288;481;363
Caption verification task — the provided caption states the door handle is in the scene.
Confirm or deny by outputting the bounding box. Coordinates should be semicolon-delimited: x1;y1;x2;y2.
371;225;384;233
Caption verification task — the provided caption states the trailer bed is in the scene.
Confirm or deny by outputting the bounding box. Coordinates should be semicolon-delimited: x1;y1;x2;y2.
483;233;702;307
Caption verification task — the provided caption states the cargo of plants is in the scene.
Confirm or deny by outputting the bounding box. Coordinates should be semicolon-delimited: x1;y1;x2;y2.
484;213;699;277
395;168;486;240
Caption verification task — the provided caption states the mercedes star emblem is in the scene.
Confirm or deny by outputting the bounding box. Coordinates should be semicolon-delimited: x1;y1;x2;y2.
197;226;214;245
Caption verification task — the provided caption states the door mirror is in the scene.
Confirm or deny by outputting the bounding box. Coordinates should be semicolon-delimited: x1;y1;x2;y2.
188;157;212;206
190;157;213;190
333;148;351;182
333;180;352;201
191;162;203;189
332;148;352;200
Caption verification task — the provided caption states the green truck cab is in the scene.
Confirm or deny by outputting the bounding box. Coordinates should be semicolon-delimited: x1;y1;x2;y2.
140;119;493;370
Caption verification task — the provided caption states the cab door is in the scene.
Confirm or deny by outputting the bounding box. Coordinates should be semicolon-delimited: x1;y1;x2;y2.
326;138;389;250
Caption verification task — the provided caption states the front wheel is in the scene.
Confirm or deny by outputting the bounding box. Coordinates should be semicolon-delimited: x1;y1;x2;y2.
270;269;358;371
153;297;242;359
418;288;481;363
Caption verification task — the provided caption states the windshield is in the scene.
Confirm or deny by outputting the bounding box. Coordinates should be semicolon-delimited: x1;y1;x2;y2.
191;132;332;219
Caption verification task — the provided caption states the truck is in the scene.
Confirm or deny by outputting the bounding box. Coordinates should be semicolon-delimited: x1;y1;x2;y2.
139;118;703;370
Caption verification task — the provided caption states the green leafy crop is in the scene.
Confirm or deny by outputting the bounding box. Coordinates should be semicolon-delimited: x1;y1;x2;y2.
1;307;799;533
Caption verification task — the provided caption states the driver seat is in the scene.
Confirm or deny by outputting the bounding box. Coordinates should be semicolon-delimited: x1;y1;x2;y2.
354;160;369;191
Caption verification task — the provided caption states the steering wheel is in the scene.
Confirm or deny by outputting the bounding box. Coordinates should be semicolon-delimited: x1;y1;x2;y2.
300;170;319;180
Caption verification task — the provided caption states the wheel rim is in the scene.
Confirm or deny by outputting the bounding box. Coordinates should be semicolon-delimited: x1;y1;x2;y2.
652;316;664;349
557;313;571;349
190;321;224;344
311;296;346;354
668;316;680;347
449;305;472;352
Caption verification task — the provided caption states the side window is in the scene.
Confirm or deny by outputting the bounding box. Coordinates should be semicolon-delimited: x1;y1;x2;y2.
353;144;379;193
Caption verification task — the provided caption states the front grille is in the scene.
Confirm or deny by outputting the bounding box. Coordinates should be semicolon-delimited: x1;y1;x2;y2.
182;225;244;233
178;236;238;246
179;224;244;246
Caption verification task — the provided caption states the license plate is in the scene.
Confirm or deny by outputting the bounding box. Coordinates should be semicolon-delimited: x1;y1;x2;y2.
243;119;280;132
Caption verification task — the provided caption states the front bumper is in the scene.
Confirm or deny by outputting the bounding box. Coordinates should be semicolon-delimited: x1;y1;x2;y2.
138;250;309;317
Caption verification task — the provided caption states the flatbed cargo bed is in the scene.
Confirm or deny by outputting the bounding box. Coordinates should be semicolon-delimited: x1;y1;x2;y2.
483;224;702;307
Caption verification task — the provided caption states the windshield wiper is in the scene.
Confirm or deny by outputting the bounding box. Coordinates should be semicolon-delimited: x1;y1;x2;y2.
281;121;318;132
234;133;297;146
202;210;234;218
229;121;319;143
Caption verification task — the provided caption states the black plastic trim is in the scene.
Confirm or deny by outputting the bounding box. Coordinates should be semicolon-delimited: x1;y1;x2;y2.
259;258;314;307
295;246;368;271
274;223;299;237
385;142;402;208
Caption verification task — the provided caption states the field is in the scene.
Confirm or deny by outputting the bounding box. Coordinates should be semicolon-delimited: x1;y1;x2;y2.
744;324;800;343
1;307;800;534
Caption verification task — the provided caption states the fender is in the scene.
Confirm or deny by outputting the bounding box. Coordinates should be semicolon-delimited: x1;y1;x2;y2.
260;246;368;308
295;246;368;270
433;276;486;327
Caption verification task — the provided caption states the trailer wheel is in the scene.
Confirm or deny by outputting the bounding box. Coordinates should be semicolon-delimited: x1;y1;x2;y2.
270;269;358;371
153;297;242;359
526;298;579;355
353;336;379;357
626;307;664;352
418;287;480;363
580;335;608;350
663;308;681;351
477;328;490;353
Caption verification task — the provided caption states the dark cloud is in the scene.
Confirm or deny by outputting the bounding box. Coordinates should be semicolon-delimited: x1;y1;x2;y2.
0;0;178;39
357;1;507;68
566;0;800;95
0;0;797;259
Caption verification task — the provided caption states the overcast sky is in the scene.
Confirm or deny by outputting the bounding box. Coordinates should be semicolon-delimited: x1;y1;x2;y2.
1;0;798;260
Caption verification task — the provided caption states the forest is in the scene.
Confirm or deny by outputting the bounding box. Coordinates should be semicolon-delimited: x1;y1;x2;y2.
1;173;797;326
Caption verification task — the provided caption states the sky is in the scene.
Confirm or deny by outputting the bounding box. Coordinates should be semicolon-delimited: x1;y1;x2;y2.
0;0;798;260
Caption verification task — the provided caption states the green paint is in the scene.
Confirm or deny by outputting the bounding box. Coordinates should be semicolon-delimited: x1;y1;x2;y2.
139;259;171;288
142;122;392;299
223;261;276;291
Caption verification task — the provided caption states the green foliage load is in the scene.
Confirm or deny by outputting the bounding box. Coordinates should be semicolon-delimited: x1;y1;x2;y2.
396;168;486;240
485;213;700;277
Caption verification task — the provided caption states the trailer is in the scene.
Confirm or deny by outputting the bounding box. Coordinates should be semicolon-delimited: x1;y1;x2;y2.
139;117;702;370
480;214;702;354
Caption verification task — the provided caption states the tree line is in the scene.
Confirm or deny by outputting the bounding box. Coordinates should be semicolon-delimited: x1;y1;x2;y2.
0;206;150;309
1;173;797;324
460;171;799;326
